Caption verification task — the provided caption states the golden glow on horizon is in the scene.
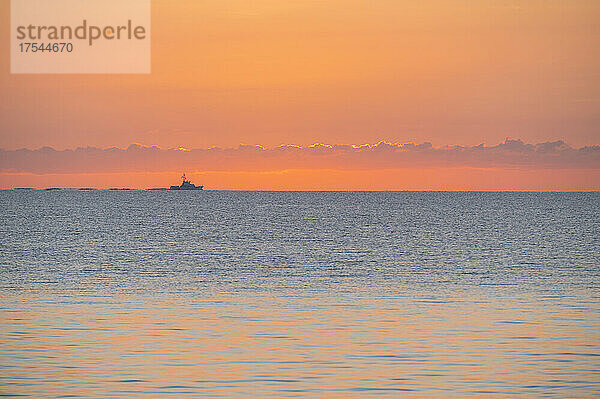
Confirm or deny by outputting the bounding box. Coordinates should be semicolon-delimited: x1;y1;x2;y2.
2;168;598;191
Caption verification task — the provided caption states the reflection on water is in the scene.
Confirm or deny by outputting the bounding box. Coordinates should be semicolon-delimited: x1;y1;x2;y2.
1;191;599;397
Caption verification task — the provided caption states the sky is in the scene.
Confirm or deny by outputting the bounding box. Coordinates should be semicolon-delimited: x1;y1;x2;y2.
0;0;599;189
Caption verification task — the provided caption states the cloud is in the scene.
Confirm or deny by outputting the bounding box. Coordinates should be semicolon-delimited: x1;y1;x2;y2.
1;139;599;174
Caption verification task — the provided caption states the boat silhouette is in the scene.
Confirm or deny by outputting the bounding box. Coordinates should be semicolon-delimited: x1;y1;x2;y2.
170;173;203;190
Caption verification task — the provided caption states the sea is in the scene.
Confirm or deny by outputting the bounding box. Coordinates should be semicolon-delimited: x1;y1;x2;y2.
1;190;599;397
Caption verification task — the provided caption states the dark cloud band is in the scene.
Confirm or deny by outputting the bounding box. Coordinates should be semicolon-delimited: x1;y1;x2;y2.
1;139;599;174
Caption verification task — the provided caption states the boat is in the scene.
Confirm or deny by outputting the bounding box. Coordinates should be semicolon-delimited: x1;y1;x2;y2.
170;173;204;190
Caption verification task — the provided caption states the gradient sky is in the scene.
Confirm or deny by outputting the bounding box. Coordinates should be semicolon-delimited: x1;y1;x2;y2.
0;0;599;189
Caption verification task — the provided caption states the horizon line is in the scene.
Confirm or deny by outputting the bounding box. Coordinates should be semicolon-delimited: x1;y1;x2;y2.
4;188;599;193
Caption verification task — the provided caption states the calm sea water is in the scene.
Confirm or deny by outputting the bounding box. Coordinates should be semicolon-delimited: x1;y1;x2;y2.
1;191;599;397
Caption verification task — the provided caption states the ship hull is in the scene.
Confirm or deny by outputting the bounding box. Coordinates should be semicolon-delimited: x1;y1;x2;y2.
169;185;204;190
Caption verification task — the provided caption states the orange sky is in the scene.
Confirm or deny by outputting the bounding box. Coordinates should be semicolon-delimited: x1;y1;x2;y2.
0;0;599;189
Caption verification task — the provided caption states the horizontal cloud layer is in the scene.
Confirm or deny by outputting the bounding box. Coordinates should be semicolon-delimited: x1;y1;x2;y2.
1;139;599;174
